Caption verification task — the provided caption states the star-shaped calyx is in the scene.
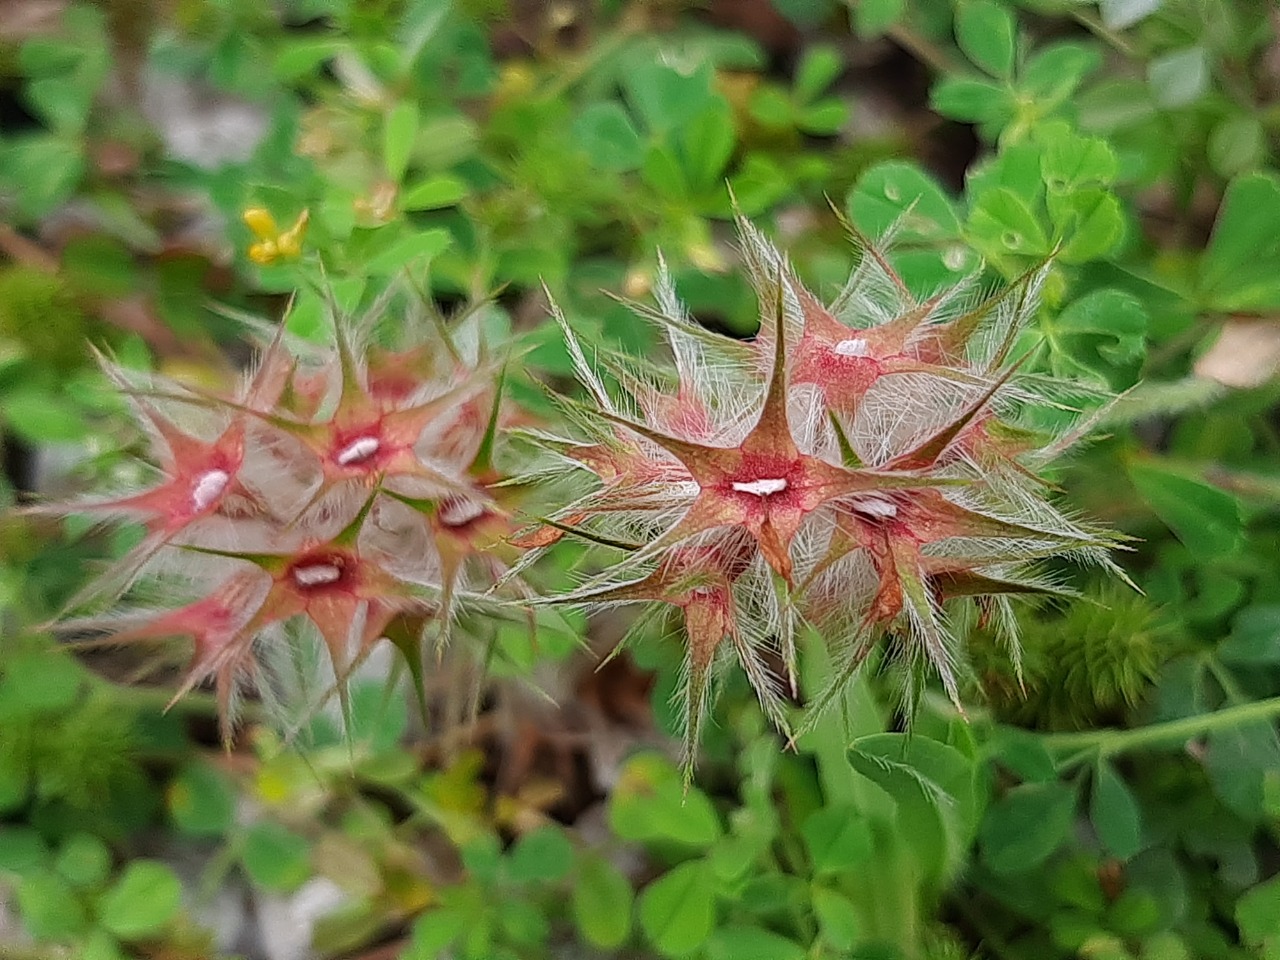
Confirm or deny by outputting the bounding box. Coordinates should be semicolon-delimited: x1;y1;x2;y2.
35;357;276;614
379;370;528;632
63;571;268;743
747;216;1047;421
191;492;436;726
590;279;944;583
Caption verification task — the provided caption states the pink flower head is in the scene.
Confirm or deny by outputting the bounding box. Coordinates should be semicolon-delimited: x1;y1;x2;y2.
49;287;525;741
534;217;1120;772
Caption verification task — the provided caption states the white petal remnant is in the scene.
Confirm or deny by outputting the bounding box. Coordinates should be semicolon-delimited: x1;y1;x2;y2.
335;436;381;466
439;497;486;527
292;563;343;587
191;469;230;512
731;478;789;496
851;496;898;519
833;338;870;357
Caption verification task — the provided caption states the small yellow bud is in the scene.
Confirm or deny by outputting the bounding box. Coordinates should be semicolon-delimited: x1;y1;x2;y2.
248;240;278;265
276;209;311;257
242;207;309;264
242;207;279;239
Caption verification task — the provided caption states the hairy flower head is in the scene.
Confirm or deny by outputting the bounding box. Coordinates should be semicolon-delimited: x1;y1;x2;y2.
48;287;526;740
532;216;1122;774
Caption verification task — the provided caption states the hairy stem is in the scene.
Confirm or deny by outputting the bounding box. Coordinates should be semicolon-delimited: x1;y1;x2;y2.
1044;695;1280;766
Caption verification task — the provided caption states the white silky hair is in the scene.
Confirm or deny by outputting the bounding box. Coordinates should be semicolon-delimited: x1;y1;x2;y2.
534;216;1118;756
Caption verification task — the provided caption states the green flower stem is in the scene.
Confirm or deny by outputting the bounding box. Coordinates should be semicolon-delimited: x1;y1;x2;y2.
1066;8;1138;58
799;633;922;958
887;23;965;76
99;678;267;722
1044;695;1280;765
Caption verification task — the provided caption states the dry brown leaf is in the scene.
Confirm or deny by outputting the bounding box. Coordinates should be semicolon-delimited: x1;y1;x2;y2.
1194;317;1280;388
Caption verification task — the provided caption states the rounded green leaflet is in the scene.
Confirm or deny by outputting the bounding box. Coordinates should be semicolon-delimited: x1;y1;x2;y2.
1205;724;1280;822
508;825;574;883
801;803;873;876
1052;189;1125;264
1039;129;1118;193
967;187;1050;258
1208;113;1264;178
241;821;312;892
0;827;48;875
705;925;806;960
0;647;86;714
1109;888;1162;938
988;728;1058;784
608;753;722;848
0;135;87;220
400;175;469;211
497;898;550;947
55;832;113;888
1236;874;1280;952
1200;172;1280;311
572;855;633;949
848;161;960;239
794;46;843;102
812;886;861;951
18;870;88;939
847;733;978;885
623;60;715;136
955;0;1017;79
675;101;735;192
572;102;644;173
979;781;1077;874
384;100;419;181
638;860;716;958
98;860;183;941
1218;605;1280;665
750;85;797;128
1091;762;1143;860
798;99;848;135
167;760;236;837
81;929;128;960
851;0;905;37
363;228;452;276
1020;42;1101;106
1148;47;1208;110
1128;462;1242;558
1046;288;1147;384
272;38;344;81
848;162;969;291
930;76;1011;125
407;907;467;957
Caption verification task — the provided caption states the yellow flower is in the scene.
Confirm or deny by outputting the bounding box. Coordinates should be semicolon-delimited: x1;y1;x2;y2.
243;207;309;265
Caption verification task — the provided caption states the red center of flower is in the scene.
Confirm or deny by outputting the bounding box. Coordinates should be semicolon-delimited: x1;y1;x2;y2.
792;336;887;407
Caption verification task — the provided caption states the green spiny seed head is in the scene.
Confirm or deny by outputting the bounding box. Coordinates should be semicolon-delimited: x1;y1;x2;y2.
976;588;1172;731
923;925;976;960
0;266;91;373
40;693;140;808
0;514;40;569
